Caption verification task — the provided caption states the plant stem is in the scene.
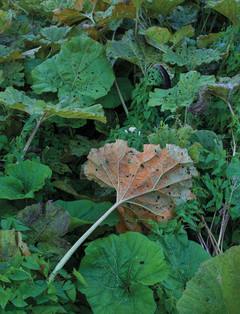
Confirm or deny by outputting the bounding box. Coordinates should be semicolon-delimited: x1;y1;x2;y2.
22;113;46;159
48;201;122;283
114;80;129;116
201;215;220;255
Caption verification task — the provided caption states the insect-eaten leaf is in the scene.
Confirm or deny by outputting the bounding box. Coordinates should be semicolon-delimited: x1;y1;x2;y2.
84;140;197;231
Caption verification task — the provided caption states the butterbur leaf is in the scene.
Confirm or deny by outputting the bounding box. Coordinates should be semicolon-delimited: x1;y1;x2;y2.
205;75;240;101
17;201;70;255
143;0;185;17
0;87;106;123
53;9;86;25
206;0;240;26
145;27;172;52
156;233;211;310
32;36;115;100
145;25;194;52
177;246;240;313
0;9;12;34
0;45;22;64
0;160;52;200
98;77;134;109
0;61;24;88
106;29;162;72
163;46;222;70
98;3;136;25
84;140;197;228
148;71;215;112
55;200;119;231
79;232;169;314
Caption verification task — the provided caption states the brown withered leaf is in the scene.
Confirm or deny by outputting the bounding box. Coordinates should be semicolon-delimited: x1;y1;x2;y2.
84;140;197;229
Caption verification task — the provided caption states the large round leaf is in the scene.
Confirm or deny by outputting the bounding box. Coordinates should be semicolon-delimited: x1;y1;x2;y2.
79;232;169;314
32;35;115;100
177;246;240;313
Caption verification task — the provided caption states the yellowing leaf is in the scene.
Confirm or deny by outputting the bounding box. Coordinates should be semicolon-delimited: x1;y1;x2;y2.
84;140;197;227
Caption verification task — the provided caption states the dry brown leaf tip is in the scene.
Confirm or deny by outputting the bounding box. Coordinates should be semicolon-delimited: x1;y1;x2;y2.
84;140;198;223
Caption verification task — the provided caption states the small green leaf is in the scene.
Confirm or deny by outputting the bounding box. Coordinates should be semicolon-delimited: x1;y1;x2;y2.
73;268;87;285
0;286;11;309
226;157;240;179
9;269;32;281
22;255;41;270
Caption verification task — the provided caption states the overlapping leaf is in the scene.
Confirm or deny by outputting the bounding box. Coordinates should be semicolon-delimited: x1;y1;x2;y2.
156;233;211;311
32;36;115;100
0;230;31;262
0;45;22;64
0;87;106;123
163;46;222;70
206;0;240;26
177;246;240;313
0;62;24;88
106;29;162;73
17;202;70;255
148;71;215;112
142;0;185;17
79;232;169;314
0;160;52;200
145;25;194;52
84;140;197;224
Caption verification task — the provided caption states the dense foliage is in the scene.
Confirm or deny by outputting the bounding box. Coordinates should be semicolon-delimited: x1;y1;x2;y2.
0;0;240;312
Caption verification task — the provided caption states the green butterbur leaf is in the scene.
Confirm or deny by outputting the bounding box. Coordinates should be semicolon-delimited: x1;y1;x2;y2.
226;157;240;179
32;36;115;100
156;233;211;310
167;4;199;31
0;45;22;63
0;160;52;199
0;87;106;123
148;71;215;112
145;27;171;52
98;77;133;109
144;0;185;17
0;9;13;34
205;75;240;102
163;46;222;70
106;30;161;72
79;232;169;314
0;61;24;88
146;25;194;52
177;246;240;313
206;0;240;26
55;200;119;231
